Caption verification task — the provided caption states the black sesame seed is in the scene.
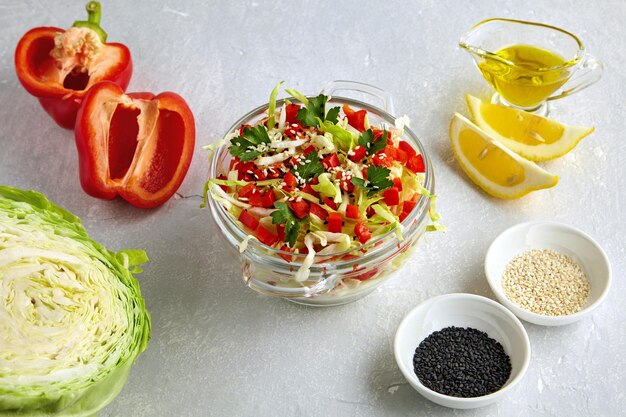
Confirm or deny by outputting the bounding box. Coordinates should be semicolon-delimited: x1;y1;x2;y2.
413;326;511;398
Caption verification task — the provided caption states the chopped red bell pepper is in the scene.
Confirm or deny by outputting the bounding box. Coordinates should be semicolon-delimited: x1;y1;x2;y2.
252;168;267;181
239;210;259;230
399;194;420;221
238;124;253;136
290;199;310;219
323;197;338;210
14;1;132;129
321;153;340;170
249;190;275;208
336;171;355;193
217;174;230;192
399;141;417;158
74;81;195;208
393;177;403;191
407;154;426;173
282;171;297;192
284;122;304;140
373;128;393;145
276;224;286;241
354;222;371;244
396;148;409;164
354;268;378;281
382;187;400;206
342;104;367;132
404;196;419;213
302;145;316;155
256;224;279;246
328;212;343;233
238;183;258;198
346;204;360;219
383;145;397;160
278;244;293;262
372;151;394;167
349;145;367;162
309;202;328;220
266;165;284;179
301;183;320;198
229;157;241;171
285;104;301;124
235;161;256;180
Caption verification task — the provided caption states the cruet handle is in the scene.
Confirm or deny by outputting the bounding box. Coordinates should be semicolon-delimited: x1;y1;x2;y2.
547;54;603;101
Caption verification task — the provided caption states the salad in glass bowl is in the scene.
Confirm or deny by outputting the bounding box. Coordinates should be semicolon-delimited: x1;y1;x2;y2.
205;81;441;306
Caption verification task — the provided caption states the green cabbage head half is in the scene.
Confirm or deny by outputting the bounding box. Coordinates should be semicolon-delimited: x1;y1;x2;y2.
0;187;151;416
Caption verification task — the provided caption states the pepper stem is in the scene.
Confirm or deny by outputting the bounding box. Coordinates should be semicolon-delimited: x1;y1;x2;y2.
72;1;108;42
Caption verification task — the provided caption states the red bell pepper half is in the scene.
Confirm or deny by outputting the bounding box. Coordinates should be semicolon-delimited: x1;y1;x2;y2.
14;1;131;129
75;81;195;208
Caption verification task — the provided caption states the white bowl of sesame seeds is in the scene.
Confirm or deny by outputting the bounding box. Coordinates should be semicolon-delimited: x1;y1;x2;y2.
485;221;612;326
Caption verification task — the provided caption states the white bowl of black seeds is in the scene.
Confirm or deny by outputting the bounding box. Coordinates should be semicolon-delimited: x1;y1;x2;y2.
394;293;530;409
485;221;612;326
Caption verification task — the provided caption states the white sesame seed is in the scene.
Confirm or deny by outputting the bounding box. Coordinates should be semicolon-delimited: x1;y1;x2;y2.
502;249;589;316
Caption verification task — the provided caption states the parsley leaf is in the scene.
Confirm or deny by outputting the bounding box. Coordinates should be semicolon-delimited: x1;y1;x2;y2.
352;165;394;196
325;106;340;124
297;94;340;127
228;125;271;161
358;129;387;156
293;151;324;183
271;202;301;247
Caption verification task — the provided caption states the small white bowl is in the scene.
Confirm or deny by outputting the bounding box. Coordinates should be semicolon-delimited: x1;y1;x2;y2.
394;293;530;409
485;221;612;326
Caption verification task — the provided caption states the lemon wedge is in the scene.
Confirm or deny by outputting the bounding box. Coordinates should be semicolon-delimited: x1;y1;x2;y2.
466;94;594;162
450;113;558;199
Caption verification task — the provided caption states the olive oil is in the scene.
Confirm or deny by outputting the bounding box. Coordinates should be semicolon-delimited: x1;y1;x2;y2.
478;44;570;108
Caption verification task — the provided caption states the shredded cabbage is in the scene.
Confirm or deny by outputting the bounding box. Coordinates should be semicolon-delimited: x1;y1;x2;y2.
238;234;259;253
295;234;316;282
310;134;336;154
284;88;309;107
267;81;284;128
312;173;341;204
394;114;411;130
370;203;404;241
316;118;355;150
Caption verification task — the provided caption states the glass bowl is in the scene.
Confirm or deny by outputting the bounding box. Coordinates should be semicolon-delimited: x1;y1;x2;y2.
206;81;435;306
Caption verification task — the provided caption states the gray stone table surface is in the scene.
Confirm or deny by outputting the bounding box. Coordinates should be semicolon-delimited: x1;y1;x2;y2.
1;0;625;416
